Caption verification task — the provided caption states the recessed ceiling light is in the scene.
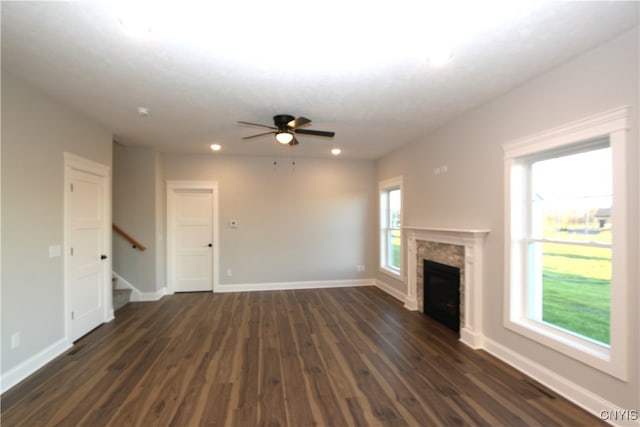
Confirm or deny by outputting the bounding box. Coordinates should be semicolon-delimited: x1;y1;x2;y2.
210;144;222;151
331;148;342;156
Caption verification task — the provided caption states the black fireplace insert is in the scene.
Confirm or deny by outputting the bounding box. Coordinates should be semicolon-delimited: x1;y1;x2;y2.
423;260;460;333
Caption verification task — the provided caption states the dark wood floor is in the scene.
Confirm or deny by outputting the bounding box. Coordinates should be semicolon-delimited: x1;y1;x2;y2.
1;287;604;426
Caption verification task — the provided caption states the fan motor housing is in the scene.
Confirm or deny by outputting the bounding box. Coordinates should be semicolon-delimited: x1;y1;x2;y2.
274;114;295;129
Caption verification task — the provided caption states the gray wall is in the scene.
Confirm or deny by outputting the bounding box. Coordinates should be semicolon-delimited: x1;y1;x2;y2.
1;72;112;374
163;153;377;285
112;144;161;292
376;28;639;409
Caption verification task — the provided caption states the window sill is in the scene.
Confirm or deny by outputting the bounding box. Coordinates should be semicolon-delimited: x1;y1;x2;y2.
379;266;402;281
505;317;625;381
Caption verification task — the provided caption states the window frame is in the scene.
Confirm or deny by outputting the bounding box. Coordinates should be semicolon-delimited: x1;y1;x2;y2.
503;107;629;380
379;176;403;279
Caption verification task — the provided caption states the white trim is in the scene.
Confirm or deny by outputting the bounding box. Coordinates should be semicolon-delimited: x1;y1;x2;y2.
483;337;635;427
216;279;374;293
503;106;629;159
112;272;169;302
112;271;142;301
136;287;169;302
166;181;219;294
115;273;371;298
0;338;71;394
375;279;407;302
378;176;403;190
402;226;491;234
63;153;112;343
503;107;630;381
379;266;401;280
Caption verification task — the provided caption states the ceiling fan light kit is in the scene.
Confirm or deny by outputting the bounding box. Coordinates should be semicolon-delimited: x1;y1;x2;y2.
239;114;335;147
275;132;294;144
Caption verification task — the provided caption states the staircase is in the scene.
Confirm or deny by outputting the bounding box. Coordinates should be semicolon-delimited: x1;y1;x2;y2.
112;276;132;311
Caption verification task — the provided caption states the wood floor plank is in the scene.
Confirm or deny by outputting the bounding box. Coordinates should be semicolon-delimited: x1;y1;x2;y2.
200;382;233;426
257;292;288;426
1;288;606;427
288;291;350;426
276;292;317;426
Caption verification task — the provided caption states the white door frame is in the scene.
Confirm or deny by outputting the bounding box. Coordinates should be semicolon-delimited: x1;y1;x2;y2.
166;181;219;294
63;152;112;342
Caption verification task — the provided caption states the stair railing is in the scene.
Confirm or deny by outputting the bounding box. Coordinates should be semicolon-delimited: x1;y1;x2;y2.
112;224;147;251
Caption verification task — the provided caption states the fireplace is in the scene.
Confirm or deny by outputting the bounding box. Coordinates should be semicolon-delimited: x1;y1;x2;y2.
423;260;460;333
404;227;489;348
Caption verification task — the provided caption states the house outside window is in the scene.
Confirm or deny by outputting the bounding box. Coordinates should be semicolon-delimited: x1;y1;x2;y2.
380;177;403;278
503;107;629;380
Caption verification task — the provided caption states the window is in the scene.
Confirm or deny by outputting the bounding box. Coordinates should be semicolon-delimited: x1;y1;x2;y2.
380;177;402;278
504;107;629;380
524;142;611;343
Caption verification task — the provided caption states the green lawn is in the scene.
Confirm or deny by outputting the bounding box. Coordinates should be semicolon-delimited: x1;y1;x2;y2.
391;230;401;268
541;230;611;345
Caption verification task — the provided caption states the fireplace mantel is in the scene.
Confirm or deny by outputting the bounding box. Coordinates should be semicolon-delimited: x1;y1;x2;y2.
403;226;489;348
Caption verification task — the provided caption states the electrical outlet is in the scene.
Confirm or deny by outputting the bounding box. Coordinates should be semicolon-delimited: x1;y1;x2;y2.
10;332;21;349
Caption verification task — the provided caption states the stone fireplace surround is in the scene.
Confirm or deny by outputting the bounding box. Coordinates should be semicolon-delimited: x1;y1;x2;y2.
404;227;489;349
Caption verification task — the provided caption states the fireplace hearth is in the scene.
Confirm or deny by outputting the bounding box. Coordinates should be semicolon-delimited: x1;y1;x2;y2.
423;260;460;333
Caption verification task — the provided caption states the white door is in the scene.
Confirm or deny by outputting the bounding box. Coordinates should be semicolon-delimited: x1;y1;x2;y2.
169;188;214;292
67;166;109;341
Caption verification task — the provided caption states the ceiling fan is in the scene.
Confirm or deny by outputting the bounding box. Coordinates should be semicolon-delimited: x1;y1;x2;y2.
238;114;335;146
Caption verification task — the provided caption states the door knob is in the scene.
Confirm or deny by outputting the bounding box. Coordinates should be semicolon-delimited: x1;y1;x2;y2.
208;243;213;247
100;254;108;260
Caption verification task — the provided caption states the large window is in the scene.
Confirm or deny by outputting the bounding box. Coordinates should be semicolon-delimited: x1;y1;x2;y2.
504;107;629;380
380;177;402;278
524;142;611;344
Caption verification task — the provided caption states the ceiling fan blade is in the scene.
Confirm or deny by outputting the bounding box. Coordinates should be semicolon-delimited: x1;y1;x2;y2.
237;120;277;130
289;135;300;146
242;131;276;140
287;116;311;129
294;128;335;138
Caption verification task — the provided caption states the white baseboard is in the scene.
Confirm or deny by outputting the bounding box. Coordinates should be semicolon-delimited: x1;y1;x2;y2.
136;286;168;301
375;279;407;302
112;271;167;302
1;338;71;394
482;336;635;426
215;278;374;293
460;328;484;349
117;274;374;299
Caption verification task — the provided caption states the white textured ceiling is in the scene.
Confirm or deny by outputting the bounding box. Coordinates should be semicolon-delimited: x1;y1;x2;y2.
2;1;638;159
